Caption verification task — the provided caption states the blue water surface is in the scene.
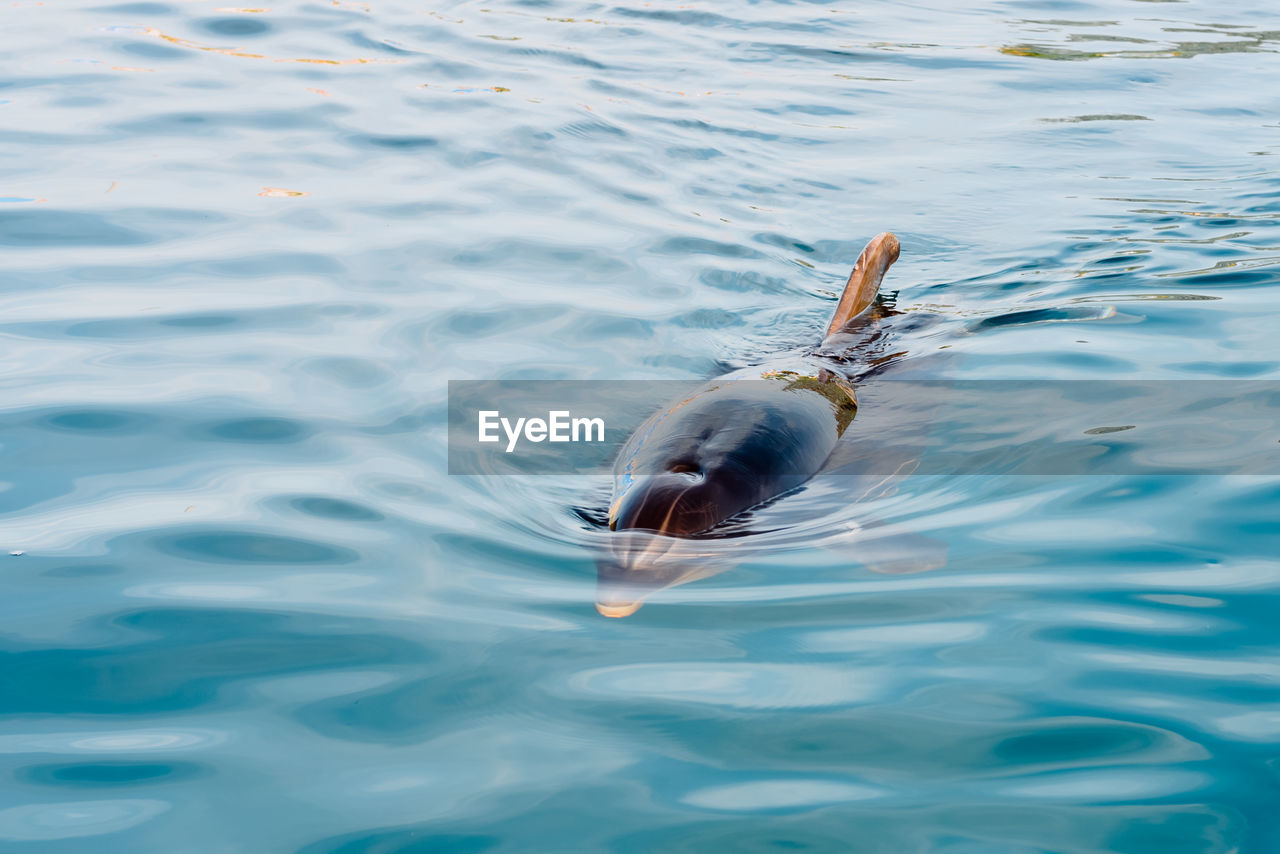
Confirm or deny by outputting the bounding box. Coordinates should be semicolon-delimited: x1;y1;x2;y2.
2;0;1279;850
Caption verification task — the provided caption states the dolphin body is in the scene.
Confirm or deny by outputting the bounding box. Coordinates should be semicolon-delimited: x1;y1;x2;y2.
597;232;904;617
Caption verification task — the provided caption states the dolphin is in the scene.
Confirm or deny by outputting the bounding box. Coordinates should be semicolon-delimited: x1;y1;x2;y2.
597;232;908;616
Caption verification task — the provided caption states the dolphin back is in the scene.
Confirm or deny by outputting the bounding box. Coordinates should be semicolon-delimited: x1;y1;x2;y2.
608;374;854;535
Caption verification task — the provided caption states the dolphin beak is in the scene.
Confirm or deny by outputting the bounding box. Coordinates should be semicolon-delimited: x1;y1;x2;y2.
596;600;644;619
593;530;680;618
594;531;731;618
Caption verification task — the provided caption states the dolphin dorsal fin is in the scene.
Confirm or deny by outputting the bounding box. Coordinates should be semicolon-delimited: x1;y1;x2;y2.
824;231;900;338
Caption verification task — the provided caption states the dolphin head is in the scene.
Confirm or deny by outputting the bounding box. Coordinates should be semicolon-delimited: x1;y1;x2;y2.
608;469;753;538
594;470;753;617
595;378;839;617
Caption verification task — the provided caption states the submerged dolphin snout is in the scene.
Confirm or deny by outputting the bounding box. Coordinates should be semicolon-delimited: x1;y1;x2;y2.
594;530;724;618
595;530;679;618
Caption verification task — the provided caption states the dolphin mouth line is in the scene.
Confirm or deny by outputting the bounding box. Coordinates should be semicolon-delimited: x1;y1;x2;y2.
595;601;644;618
594;533;734;619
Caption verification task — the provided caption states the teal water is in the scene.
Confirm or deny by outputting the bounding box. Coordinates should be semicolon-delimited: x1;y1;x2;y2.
3;0;1280;850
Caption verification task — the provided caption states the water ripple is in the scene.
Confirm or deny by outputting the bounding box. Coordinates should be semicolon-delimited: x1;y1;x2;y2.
3;0;1279;848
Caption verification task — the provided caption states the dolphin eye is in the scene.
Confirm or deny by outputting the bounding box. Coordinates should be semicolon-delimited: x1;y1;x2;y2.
669;462;701;476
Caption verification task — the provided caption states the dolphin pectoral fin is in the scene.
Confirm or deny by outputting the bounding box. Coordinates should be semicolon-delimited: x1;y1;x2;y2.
822;510;948;575
857;531;949;574
840;520;949;575
824;232;901;338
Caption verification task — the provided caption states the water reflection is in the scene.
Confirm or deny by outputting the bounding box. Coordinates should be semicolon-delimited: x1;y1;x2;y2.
1004;16;1280;61
4;0;1280;847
